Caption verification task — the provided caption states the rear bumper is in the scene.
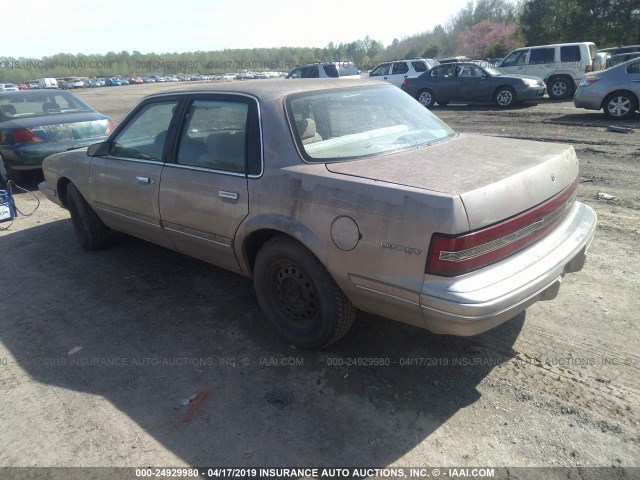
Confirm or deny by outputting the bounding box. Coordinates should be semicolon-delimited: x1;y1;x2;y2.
573;89;602;110
1;138;103;171
419;201;596;335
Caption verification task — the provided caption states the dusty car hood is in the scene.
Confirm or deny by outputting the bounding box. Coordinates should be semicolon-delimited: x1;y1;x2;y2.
325;133;579;229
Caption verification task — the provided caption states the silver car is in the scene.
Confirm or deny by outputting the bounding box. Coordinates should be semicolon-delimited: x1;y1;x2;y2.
574;58;640;119
39;80;596;348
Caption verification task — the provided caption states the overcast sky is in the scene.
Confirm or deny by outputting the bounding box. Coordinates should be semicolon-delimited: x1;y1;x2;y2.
6;0;473;58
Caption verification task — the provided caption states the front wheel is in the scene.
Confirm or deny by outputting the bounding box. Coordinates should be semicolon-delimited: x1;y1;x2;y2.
494;86;516;108
253;235;356;349
67;183;113;250
603;92;638;120
547;77;573;100
416;89;435;108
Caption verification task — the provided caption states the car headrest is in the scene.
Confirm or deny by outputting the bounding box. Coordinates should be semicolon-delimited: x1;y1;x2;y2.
297;118;317;140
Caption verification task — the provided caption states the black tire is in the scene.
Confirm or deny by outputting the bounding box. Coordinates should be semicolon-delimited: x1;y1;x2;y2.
0;154;22;184
547;76;574;100
494;86;517;108
416;89;436;108
603;91;638;120
66;183;113;250
253;235;356;349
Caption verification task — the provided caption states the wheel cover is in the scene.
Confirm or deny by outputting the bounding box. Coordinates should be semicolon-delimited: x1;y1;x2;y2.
274;263;318;326
552;81;567;96
418;91;432;106
607;96;631;117
496;90;513;106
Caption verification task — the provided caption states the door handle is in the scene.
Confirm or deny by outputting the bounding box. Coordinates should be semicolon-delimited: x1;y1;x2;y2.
136;176;153;184
219;191;239;200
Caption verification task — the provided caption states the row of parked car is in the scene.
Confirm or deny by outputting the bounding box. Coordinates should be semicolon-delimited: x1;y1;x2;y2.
286;41;640;120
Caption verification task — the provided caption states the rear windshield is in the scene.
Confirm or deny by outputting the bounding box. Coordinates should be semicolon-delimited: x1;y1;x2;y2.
286;85;455;162
0;92;93;119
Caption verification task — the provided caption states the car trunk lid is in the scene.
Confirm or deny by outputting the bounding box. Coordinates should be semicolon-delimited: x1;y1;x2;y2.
2;112;110;143
325;133;579;230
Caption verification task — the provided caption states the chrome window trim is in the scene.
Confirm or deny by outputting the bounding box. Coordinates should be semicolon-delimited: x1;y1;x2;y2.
106;156;164;165
162;162;247;178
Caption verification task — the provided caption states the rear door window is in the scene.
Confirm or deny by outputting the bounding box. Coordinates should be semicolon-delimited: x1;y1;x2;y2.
302;66;319;78
323;64;339;77
176;100;248;173
529;48;555;64
392;62;409;74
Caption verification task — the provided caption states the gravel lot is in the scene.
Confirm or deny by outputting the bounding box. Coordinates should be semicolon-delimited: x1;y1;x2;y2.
1;82;638;476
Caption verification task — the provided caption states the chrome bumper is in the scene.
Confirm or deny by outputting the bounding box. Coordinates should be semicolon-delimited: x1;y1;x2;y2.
419;201;596;335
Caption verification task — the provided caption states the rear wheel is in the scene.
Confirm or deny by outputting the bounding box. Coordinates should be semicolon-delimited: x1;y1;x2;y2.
0;154;22;184
547;76;574;100
67;183;113;250
603;92;638;120
494;86;517;107
253;235;356;349
416;89;435;108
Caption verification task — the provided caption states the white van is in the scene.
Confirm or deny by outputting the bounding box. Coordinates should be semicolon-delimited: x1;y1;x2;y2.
38;78;59;89
497;42;596;99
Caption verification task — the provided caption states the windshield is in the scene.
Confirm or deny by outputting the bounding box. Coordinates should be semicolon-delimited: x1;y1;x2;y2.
0;91;93;119
286;85;456;162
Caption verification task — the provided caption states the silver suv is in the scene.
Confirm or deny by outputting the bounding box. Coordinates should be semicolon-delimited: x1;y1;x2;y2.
369;58;437;87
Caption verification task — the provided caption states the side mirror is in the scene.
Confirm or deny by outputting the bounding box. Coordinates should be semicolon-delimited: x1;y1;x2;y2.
87;141;110;157
481;73;488;80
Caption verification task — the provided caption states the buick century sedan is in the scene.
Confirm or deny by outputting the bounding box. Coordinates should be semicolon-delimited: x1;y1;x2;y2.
39;80;596;348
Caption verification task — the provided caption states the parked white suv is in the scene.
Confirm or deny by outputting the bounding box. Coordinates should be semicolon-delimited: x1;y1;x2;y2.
286;62;360;79
497;42;596;99
369;58;437;87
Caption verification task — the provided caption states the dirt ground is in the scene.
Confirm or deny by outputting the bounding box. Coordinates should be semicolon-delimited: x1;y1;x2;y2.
0;82;638;477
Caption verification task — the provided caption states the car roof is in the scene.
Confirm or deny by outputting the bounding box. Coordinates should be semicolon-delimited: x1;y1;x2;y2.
511;42;595;50
143;78;391;101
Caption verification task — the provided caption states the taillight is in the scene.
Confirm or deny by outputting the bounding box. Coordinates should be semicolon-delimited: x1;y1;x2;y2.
10;129;45;144
426;178;578;277
579;75;599;87
585;65;592;73
401;79;409;89
104;119;115;135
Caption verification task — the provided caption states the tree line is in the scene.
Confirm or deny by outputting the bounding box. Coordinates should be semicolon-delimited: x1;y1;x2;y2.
1;0;638;83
